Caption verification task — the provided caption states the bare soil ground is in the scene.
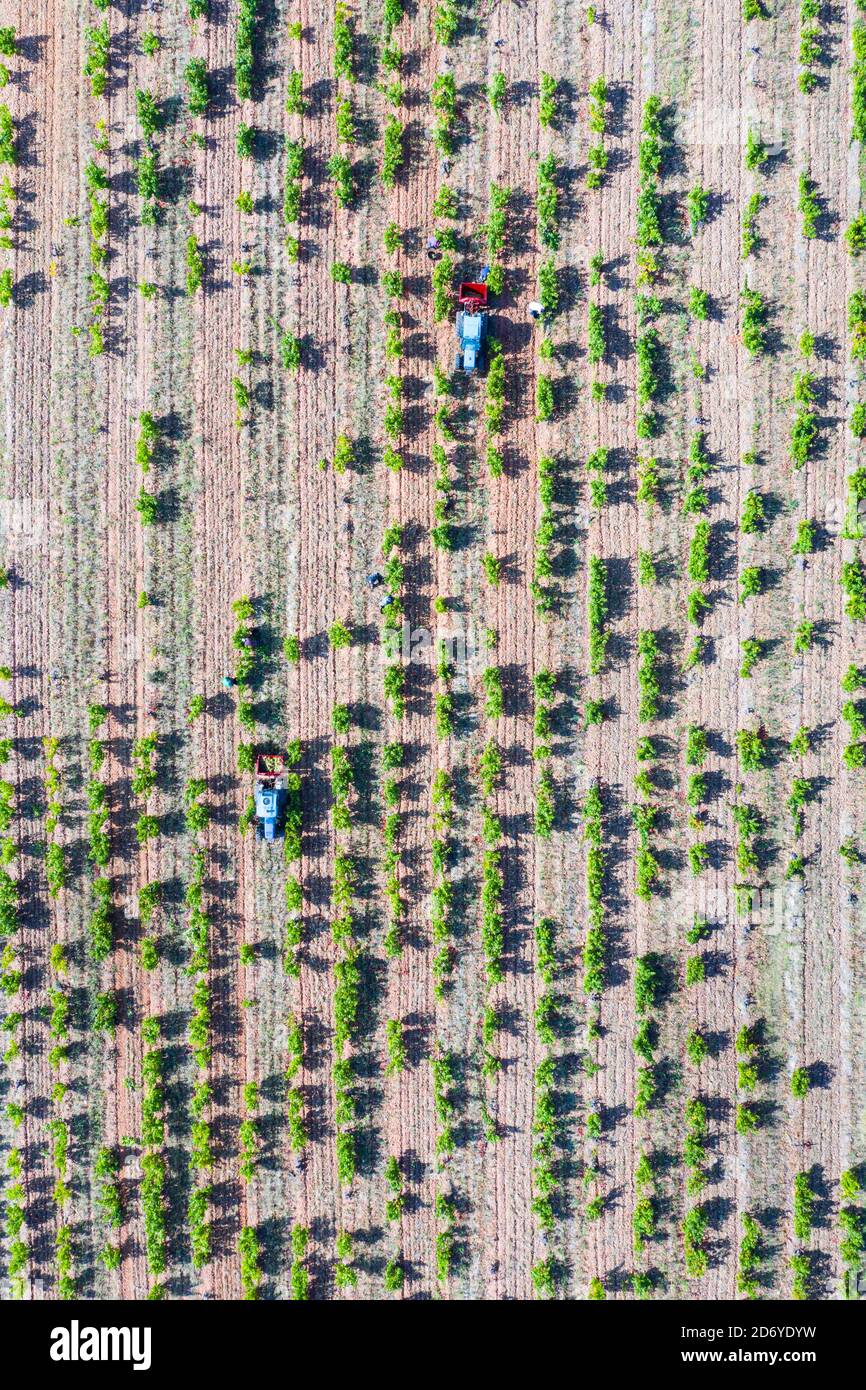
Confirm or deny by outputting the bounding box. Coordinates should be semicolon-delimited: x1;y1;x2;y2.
1;0;865;1303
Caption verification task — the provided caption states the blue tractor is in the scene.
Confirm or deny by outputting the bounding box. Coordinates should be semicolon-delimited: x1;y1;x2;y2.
254;754;287;842
454;282;489;373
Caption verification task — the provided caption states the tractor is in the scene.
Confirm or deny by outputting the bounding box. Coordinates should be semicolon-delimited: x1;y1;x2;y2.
254;753;287;842
454;281;489;373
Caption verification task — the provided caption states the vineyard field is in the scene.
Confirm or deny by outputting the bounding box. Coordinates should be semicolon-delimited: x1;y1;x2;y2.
0;0;865;1305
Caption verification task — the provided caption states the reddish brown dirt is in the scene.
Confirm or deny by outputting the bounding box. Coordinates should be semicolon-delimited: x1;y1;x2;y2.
4;0;866;1305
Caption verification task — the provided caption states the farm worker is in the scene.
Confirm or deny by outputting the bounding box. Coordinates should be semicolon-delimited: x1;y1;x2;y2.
528;300;544;321
222;673;236;689
479;265;490;283
426;234;440;262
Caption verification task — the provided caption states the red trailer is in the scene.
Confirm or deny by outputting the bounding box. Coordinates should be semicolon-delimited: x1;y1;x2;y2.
458;281;488;312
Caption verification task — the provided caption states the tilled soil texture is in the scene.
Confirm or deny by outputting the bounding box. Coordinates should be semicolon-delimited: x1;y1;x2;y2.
1;0;865;1304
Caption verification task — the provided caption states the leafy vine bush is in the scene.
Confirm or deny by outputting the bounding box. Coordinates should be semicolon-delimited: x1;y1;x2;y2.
740;488;765;534
739;191;762;258
633;455;658;509
637;630;661;722
431;1044;456;1157
185;236;203;296
535;766;555;839
483;337;505;434
538;257;558;317
793;1170;814;1242
744;124;768;175
633;801;660;901
141;1157;167;1292
333;949;362;1183
56;1225;74;1298
238;1227;261;1299
235;0;258;100
536;154;559;250
535;374;554;421
93;1147;121;1261
532;453;557;611
88;877;112;961
797;171;819;238
187;1183;212;1270
488;70;506;115
850;290;866;360
846;210;866;260
634;954;659;1014
538;71;558;129
852;25;866;152
842;557;866;620
688;285;709;320
430;771;454;993
384;1153;404;1223
587;301;605;364
482;665;504;719
482;848;504;985
432;72;456;154
738;638;761;678
789;370;818;467
532;668;556;760
432;252;455;322
838;1171;865;1278
381;115;404;187
582;784;605;994
688;519;711;585
741;286;766;354
635;328;660;435
737;1213;762;1297
687;183;710;235
584;555;609;680
283;138;303;223
184;58;209;116
737;727;766;771
847;466;866;539
84;23;110;99
333;3;355;82
798;0;821;92
738;565;762;603
585;76;609;188
326;151;352;207
434;0;458;44
285;67;305;118
791;517;816;555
